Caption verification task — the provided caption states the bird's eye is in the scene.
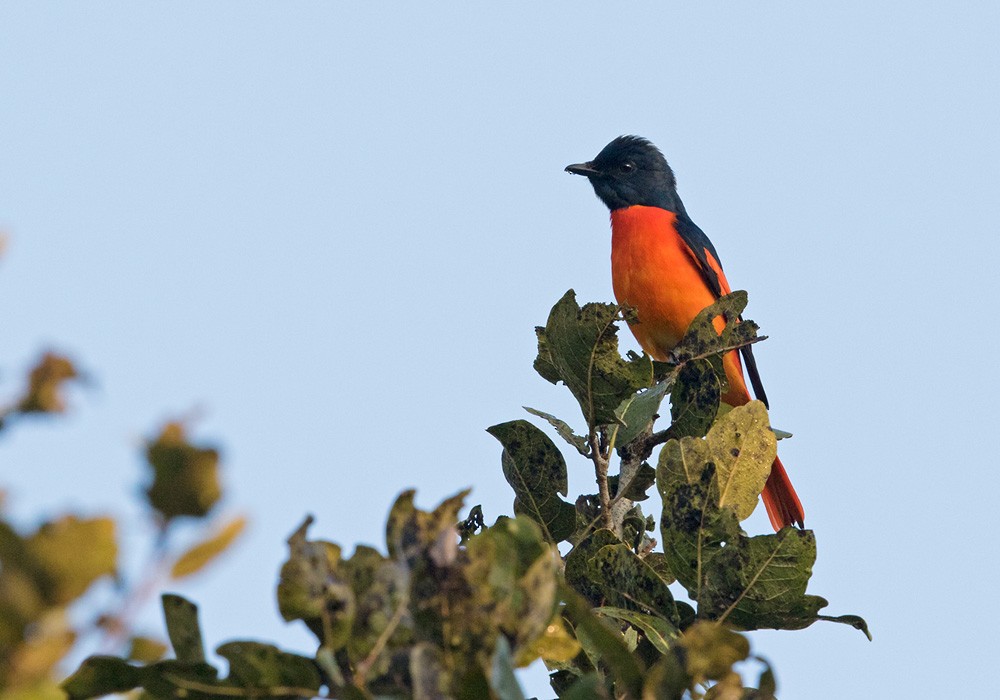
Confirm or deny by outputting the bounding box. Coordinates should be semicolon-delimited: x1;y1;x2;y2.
619;162;635;173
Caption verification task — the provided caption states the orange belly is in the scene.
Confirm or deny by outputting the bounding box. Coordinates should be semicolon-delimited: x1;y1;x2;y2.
610;205;750;405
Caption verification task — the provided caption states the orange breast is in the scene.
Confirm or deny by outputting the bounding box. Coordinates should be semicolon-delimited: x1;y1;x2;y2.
610;206;717;359
610;205;750;405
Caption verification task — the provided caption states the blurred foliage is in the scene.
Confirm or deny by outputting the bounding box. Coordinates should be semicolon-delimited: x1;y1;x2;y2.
145;422;223;521
5;283;868;699
0;352;245;699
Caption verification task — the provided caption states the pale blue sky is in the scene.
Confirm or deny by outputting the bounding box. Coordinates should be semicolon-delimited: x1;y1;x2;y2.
2;2;999;697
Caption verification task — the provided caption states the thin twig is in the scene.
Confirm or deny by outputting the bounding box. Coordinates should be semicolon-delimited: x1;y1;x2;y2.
354;598;408;686
670;334;768;366
94;523;173;653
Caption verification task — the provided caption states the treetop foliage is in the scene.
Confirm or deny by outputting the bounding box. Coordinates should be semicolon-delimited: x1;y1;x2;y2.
3;284;868;699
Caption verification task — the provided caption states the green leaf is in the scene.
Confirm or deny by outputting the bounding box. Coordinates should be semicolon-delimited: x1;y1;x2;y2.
463;516;558;660
25;515;117;605
458;504;485;543
560;673;609;700
144;421;222;520
594;606;677;655
523;406;590;456
534;290;654;427
617;503;650;553
772;428;793;440
564;528;622;604
658;464;742;601
487;420;576;543
215;641;321;691
490;637;527;700
666;359;721;440
516;548;561;651
751;657;777;699
670;292;761;364
613;379;671;447
718;530;825;629
161;594;205;663
817;613;872;640
62;654;223;700
588;544;679;624
61;656;139;700
276;516;355;649
385;489;467;565
340;545;410;668
136;659;221;698
658;461;865;634
561;584;645;699
170;515;246;579
382;491;483;660
643;552;677;586
385;490;417;562
642;653;689;700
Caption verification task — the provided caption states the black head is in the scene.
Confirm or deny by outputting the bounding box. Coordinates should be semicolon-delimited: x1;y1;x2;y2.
565;135;683;212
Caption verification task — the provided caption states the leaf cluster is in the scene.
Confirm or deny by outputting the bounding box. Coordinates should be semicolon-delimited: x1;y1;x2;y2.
64;595;323;700
48;288;868;699
66;493;574;699
0;354;246;697
503;290;868;696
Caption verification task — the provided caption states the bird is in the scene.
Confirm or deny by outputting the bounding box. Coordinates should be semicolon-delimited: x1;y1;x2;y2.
565;135;804;530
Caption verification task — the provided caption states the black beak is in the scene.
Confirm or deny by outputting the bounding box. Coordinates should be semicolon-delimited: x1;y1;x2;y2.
565;162;601;177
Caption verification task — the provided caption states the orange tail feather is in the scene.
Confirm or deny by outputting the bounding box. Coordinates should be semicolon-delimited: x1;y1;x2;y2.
761;455;804;530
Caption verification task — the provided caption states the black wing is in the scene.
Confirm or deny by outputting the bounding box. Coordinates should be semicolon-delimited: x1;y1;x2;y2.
674;213;770;408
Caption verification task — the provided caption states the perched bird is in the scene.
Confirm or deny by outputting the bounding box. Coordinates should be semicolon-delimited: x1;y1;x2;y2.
566;135;804;530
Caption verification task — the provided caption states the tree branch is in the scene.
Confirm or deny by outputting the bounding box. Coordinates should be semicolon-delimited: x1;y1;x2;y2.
589;429;612;528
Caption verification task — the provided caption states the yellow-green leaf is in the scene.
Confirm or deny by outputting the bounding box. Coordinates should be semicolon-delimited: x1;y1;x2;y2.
126;636;167;663
515;615;580;667
25;516;117;605
126;637;167;664
5;610;75;687
708;401;775;520
679;621;749;683
17;353;79;414
657;402;775;521
170;516;247;579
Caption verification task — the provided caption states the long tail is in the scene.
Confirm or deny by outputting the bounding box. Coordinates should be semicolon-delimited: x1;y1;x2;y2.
761;455;805;530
